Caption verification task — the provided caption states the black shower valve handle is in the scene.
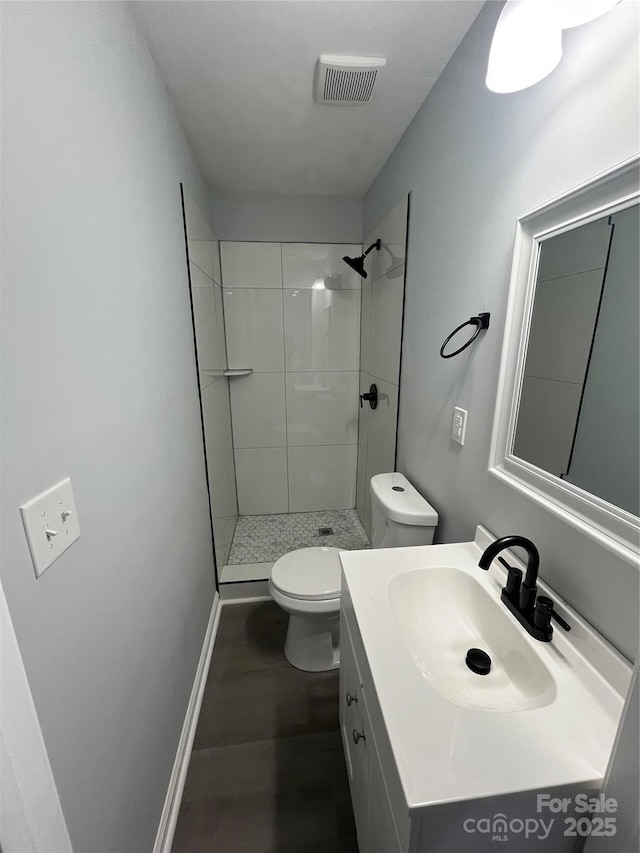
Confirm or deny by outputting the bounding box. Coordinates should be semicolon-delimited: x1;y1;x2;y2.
359;383;378;410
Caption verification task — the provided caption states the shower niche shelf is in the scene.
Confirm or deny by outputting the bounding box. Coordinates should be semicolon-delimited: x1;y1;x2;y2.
223;368;253;377
199;368;253;378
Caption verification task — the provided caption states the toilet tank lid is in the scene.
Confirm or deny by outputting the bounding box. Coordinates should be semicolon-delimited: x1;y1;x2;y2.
371;473;438;526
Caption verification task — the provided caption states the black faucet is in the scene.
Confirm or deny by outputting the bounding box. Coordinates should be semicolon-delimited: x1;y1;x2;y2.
478;536;569;642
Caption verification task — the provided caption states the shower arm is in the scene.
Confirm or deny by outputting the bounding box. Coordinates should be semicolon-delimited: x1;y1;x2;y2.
363;239;381;258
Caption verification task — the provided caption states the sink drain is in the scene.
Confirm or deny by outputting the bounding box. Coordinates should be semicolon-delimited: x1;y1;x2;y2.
466;648;491;676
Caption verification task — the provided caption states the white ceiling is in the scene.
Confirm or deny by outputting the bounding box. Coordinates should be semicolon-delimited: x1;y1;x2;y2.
132;1;484;196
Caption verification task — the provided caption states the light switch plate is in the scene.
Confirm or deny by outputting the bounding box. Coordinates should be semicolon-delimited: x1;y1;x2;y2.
20;477;80;578
452;407;468;445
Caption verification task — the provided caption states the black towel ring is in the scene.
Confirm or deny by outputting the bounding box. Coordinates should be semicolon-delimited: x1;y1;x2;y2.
440;312;490;359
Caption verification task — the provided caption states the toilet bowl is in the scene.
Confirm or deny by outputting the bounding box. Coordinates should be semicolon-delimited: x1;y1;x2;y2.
268;546;342;672
269;473;438;672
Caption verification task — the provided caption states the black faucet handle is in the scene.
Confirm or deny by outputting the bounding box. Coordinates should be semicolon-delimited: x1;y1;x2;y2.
534;597;552;633
498;557;523;599
536;595;571;632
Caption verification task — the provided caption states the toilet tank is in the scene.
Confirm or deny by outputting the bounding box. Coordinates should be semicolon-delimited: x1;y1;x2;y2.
370;473;438;549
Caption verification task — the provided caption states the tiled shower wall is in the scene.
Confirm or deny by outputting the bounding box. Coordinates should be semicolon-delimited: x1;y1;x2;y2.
356;197;409;539
184;194;238;569
220;242;363;515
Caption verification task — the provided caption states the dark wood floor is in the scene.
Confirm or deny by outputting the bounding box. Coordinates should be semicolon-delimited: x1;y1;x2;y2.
172;601;359;853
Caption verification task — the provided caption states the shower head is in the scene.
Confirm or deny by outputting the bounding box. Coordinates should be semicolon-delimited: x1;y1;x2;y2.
343;239;381;279
343;254;367;277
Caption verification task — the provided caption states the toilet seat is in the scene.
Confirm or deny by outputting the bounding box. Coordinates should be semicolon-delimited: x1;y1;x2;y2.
270;546;342;601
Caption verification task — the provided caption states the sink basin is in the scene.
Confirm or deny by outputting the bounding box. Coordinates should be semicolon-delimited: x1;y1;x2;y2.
388;566;557;712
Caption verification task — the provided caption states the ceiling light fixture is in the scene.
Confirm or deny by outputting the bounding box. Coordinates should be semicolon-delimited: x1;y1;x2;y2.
486;1;562;94
550;0;622;29
486;0;622;94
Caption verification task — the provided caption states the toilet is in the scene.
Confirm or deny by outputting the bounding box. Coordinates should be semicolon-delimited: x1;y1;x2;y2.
268;472;438;672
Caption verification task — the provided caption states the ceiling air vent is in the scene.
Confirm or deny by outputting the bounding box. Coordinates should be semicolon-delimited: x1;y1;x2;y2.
314;55;386;105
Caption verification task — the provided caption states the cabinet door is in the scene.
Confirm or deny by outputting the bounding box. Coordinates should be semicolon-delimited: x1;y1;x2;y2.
339;612;364;781
340;616;369;848
349;707;370;851
339;616;360;750
341;614;404;853
366;740;403;853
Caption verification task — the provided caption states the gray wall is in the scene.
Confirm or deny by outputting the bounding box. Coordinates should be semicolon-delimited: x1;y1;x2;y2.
364;2;639;661
1;3;216;851
212;191;363;242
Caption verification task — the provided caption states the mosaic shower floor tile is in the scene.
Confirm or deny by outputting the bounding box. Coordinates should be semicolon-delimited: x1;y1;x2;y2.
227;509;370;565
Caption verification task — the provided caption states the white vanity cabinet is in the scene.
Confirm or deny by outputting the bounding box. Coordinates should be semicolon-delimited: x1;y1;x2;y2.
338;533;631;853
340;608;405;853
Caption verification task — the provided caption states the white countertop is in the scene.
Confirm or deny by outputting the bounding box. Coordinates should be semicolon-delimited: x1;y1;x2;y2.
339;526;632;812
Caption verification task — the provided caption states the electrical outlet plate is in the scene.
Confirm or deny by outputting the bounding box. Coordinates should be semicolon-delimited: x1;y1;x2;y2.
20;477;80;578
452;407;468;445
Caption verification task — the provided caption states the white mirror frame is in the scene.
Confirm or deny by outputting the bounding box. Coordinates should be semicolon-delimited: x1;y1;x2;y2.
490;155;640;565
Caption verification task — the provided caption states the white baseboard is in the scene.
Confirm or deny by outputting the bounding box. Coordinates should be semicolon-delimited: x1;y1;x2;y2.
153;592;221;853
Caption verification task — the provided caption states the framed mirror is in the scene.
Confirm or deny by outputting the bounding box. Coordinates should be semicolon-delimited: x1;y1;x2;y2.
490;156;639;562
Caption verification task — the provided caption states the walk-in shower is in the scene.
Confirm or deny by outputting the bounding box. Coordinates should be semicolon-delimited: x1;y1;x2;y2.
182;196;410;599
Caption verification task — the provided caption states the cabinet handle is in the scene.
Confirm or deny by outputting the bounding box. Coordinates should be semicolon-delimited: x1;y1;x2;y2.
352;728;366;745
346;692;357;706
